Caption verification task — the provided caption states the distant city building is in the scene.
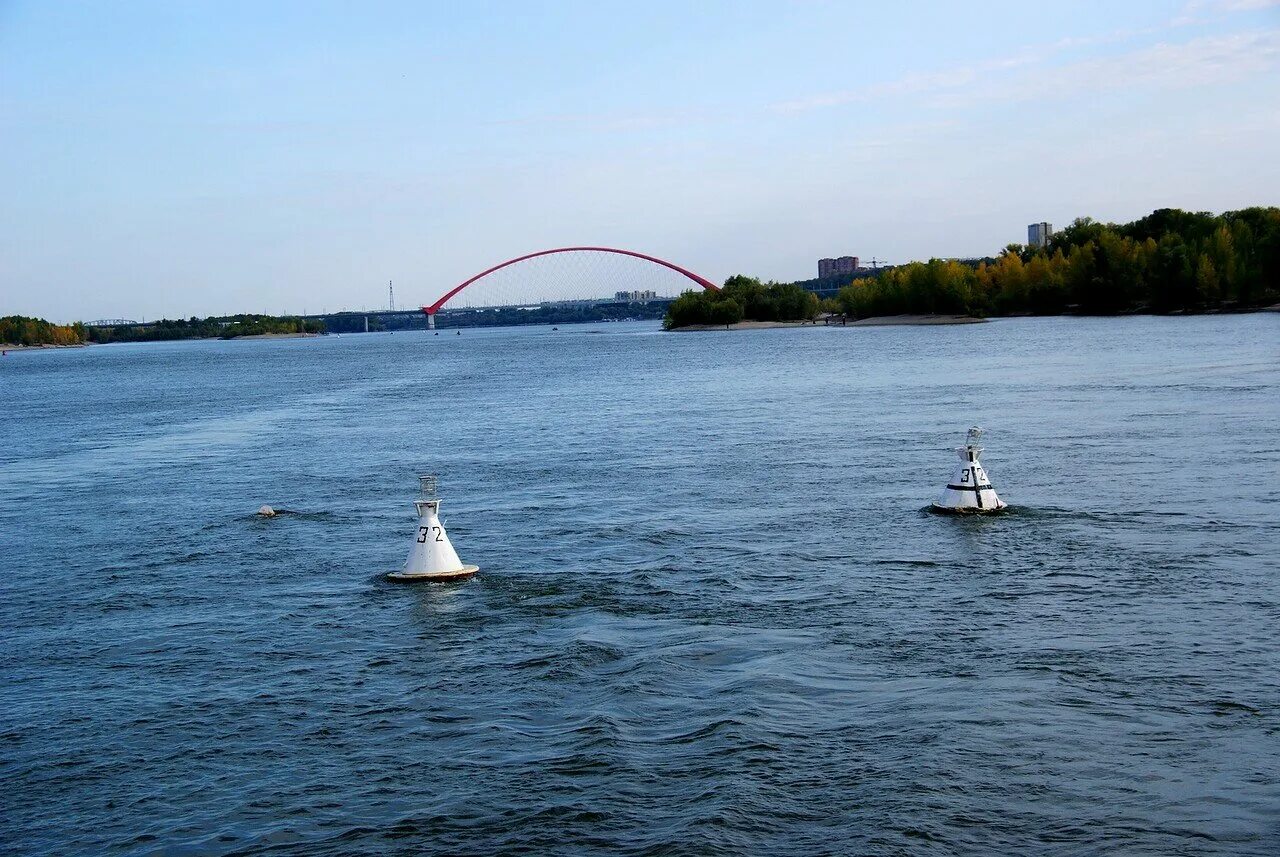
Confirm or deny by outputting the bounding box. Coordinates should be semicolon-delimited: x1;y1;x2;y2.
818;256;860;278
615;289;657;302
1027;222;1053;248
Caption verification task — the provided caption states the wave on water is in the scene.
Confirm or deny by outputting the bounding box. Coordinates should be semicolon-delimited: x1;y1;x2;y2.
3;318;1278;855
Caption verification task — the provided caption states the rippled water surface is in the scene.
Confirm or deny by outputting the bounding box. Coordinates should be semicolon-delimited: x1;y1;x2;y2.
3;316;1279;855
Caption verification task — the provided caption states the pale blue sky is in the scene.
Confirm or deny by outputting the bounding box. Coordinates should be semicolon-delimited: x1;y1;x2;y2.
3;0;1278;320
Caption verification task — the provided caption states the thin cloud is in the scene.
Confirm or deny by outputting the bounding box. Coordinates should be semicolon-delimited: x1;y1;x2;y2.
1214;0;1280;10
772;28;1280;115
485;106;730;132
1172;0;1280;26
767;29;1144;115
973;29;1280;106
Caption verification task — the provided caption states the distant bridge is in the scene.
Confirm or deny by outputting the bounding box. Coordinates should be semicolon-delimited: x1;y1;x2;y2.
86;248;717;333
419;246;718;328
301;292;679;333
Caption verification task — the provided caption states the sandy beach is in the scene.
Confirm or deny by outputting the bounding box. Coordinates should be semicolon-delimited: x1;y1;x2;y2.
1;343;88;352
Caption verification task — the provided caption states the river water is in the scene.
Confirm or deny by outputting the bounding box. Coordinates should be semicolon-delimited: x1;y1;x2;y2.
2;316;1278;855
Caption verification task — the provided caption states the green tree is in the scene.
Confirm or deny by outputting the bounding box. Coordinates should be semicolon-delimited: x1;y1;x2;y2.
709;298;744;327
1194;253;1220;304
664;290;713;328
1151;234;1194;311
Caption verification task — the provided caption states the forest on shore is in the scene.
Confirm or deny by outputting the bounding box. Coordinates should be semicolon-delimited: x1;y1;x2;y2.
87;315;325;343
1;316;87;347
13;207;1277;341
836;207;1279;319
664;276;820;328
665;207;1280;328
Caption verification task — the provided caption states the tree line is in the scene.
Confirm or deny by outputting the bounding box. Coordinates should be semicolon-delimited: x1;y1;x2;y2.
665;207;1278;328
0;316;87;347
665;276;820;328
835;207;1280;319
87;315;325;343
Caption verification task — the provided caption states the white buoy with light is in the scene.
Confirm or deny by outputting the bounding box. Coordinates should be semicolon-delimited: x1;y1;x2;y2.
931;427;1007;514
387;475;479;582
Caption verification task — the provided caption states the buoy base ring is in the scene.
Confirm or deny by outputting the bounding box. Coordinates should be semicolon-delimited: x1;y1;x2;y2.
386;565;479;582
930;503;1007;516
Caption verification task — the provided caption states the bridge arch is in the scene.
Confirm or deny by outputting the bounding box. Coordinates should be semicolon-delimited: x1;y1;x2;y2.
421;246;718;316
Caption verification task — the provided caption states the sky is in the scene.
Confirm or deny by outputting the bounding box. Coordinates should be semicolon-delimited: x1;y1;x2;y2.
2;0;1279;321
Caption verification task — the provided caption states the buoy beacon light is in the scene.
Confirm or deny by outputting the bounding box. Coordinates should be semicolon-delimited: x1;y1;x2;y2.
387;475;480;582
932;427;1007;514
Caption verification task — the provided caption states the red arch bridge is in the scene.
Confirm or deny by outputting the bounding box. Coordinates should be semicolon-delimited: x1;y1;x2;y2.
417;246;719;329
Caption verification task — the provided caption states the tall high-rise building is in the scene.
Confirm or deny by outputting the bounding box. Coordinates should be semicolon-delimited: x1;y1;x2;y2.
1028;222;1053;248
818;256;860;278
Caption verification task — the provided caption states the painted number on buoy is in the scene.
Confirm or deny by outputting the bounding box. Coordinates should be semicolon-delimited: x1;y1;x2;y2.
417;526;444;543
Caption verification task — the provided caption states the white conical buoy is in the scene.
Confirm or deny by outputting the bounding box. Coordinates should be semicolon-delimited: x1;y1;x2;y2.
387;475;479;582
931;427;1007;514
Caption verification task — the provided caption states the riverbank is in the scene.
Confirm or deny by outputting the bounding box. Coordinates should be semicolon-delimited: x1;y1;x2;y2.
669;314;986;331
87;314;325;344
1;342;87;352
